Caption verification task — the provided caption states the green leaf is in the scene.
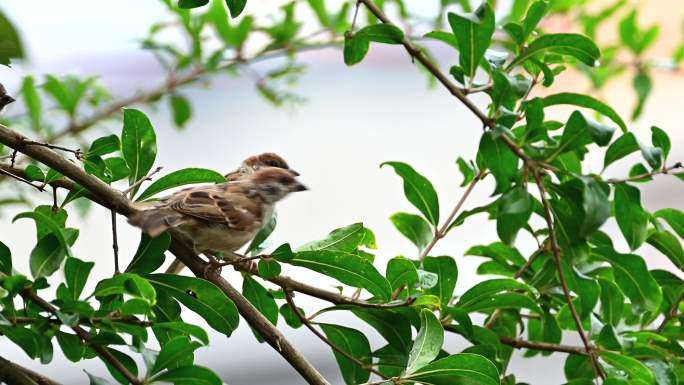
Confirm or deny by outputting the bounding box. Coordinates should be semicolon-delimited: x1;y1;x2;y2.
225;0;247;18
541;93;627;133
631;70;651;120
121;108;157;196
654;208;684;239
104;349;138;384
21;76;42;131
29;230;78;279
319;323;371;385
0;10;24;66
425;31;459;50
244;213;277;254
152;365;221;385
447;2;496;78
614;183;649;250
85;371;113;385
553;111;616;158
23;165;45;181
604;132;639;169
650;126;670;160
350;307;412;353
422;256;457;307
646;230;684;271
600;351;655;384
406;309;444;374
288;250;392;301
126;232;171;274
95;273;156;303
297;223;366;253
406;353;500;385
510;33;600;68
147;274;239;335
137;168;224;201
87;135;120;158
152;322;209;345
257;258;281;280
386;256;419;291
170;94;192;129
178;0;209;8
477;130;519;194
598;278;624;327
390;212;433;251
497;186;533;245
381;162;440;226
455;157;476;187
13;210;72;257
592;247;662;313
457;278;536;308
279;304;303;328
356;24;404;44
343;33;370;66
242;275;278;327
64;257;94;300
151;336;201;374
521;0;549;39
0;240;10;274
56;332;85;362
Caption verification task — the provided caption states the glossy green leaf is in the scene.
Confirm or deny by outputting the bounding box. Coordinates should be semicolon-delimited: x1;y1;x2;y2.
386;256;419;291
422;256;457;306
64;257;94;300
13;210;72;257
651;126;670;160
178;0;209;8
510;33;600;68
0;10;24;66
592;247;662;312
0;240;10;274
105;349;138;385
257;258;281;280
297;223;366;253
289;250;392;301
497;186;533;245
343;32;369;66
654;208;684;239
425;31;459;50
406;309;444;374
87;135;120;158
600;351;655;384
390;212;433;251
29;229;78;278
614;183;649;250
455;157;476;187
319;323;371;385
458;278;536;309
95;273;156;303
351;307;412;353
247;213;277;253
476;130;519;194
56;332;85;362
121;108;157;195
598;278;624;326
279;304;303;329
541;93;627;133
152;322;209;345
152;365;221;385
356;24;404;44
242;275;278;326
522;0;549;38
126;232;171;274
646;230;684;271
225;0;247;18
447;2;495;78
151;336;201;374
381;162;440;226
406;353;500;385
137;168;225;201
147;274;239;335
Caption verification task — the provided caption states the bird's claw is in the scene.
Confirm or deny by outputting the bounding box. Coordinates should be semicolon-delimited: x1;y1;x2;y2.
203;254;223;278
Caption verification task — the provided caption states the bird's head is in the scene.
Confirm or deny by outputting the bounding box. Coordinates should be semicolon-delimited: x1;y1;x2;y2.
224;152;298;181
249;167;308;203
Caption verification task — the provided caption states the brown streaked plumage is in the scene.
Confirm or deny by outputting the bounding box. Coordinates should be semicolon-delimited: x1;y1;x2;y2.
129;168;307;257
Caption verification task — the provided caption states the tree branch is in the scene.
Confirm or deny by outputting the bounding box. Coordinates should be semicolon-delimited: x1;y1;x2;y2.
0;123;331;385
606;162;683;184
656;290;684;333
532;170;605;380
0;355;39;385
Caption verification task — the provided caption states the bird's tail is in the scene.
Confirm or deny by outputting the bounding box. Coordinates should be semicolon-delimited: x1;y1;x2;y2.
128;208;186;238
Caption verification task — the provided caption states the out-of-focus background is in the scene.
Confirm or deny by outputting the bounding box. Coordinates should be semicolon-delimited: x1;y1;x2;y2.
0;1;682;384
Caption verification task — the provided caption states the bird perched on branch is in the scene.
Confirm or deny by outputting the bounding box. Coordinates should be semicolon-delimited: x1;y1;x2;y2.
133;152;299;274
129;167;306;274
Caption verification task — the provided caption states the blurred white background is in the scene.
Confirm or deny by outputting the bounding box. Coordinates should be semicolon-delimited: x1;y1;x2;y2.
0;1;682;384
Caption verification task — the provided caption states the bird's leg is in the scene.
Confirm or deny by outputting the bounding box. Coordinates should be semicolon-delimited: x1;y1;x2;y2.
202;252;223;278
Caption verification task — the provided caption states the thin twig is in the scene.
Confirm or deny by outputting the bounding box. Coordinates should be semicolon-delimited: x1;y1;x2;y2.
656;290;684;333
122;166;163;197
0;167;45;192
21;141;83;160
285;291;389;380
111;210;120;275
420;170;486;260
533;170;605;380
607;162;682;184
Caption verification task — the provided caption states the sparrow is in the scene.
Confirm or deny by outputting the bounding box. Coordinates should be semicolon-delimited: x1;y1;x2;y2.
0;83;16;112
128;167;307;273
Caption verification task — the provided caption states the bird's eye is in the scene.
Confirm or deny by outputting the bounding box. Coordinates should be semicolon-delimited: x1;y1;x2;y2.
279;177;291;184
267;160;281;167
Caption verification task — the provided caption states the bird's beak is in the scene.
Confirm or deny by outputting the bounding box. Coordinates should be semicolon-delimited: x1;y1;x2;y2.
288;169;300;176
293;182;308;192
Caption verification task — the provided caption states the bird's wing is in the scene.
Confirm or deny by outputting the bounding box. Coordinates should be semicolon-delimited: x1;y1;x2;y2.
166;184;263;231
